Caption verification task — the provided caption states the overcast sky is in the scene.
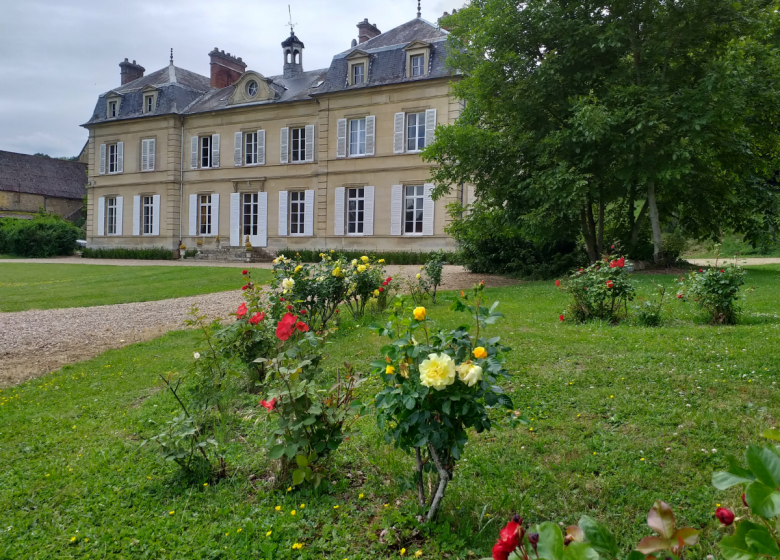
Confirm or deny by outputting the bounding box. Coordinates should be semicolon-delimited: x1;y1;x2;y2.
0;0;455;158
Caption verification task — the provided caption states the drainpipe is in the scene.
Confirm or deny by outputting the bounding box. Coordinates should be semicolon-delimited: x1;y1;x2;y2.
179;115;184;245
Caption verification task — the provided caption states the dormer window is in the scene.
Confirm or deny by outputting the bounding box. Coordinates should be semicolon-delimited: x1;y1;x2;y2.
352;64;365;85
108;100;118;118
411;55;424;77
404;41;431;79
246;80;258;98
144;95;154;113
346;50;369;86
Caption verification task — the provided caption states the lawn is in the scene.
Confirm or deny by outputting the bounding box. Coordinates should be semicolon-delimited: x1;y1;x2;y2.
0;264;272;312
684;232;780;258
1;267;778;559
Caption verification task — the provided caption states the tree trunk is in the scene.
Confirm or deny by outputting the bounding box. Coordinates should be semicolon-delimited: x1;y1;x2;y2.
629;199;650;251
580;208;598;262
646;182;664;261
597;195;605;256
415;447;426;507
425;443;450;522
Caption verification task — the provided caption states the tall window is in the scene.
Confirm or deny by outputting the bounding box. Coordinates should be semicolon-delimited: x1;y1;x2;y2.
242;193;259;237
108;101;117;117
289;191;305;235
404;185;424;234
411;54;425;77
290;127;306;162
245;132;258;165
106;197;117;235
406;112;426;152
108;144;118;173
144;95;154;113
352;63;365;85
349;118;366;156
142;196;154;235
199;194;212;235
347;187;365;235
200;136;212;168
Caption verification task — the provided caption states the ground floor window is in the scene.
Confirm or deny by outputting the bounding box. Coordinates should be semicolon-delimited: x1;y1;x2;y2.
290;191;305;235
105;197;117;234
142;196;154;235
404;185;424;234
243;193;259;237
199;194;212;235
347;187;365;234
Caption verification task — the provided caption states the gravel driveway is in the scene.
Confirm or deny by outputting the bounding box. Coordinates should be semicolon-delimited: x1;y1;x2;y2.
0;265;515;387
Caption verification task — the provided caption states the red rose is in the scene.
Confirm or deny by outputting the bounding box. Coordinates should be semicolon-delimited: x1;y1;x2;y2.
295;321;309;332
555;280;560;287
242;269;248;275
299;309;307;315
699;269;704;273
386;277;392;283
720;269;725;273
606;280;614;288
559;314;565;321
492;520;520;560
610;244;615;249
609;261;617;268
275;313;298;341
677;294;683;299
715;507;735;526
249;312;265;325
379;287;384;293
335;309;340;314
236;302;248;319
242;284;249;290
259;398;277;411
492;543;511;560
280;297;285;302
286;304;294;311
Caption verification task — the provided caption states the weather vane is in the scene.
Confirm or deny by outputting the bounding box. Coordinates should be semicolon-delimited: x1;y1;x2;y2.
287;5;297;35
417;0;421;18
170;48;174;64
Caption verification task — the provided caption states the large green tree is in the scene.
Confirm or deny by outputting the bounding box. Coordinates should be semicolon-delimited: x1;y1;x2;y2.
426;0;780;261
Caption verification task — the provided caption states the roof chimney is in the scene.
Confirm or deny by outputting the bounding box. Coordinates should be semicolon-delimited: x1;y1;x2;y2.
119;58;145;85
356;19;381;44
208;48;247;88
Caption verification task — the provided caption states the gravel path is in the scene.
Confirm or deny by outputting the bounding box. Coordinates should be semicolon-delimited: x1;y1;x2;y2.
686;257;780;266
0;265;515;387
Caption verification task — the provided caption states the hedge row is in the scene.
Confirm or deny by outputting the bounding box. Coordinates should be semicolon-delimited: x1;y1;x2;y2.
81;247;174;260
0;216;81;258
279;248;459;265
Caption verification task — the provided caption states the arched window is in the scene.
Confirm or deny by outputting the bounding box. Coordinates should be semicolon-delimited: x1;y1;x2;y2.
293;50;300;64
285;50;291;64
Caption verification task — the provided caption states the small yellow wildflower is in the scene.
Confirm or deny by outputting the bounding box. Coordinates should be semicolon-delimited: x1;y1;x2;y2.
275;506;282;511
70;537;76;542
529;427;534;432
169;511;175;515
640;458;645;461
415;551;423;558
359;493;364;499
287;487;292;492
593;452;597;455
85;538;89;542
334;505;339;509
237;528;242;533
300;504;305;508
609;395;614;399
291;510;297;516
203;483;208;486
292;543;304;550
266;531;273;537
401;548;407;556
45;473;50;477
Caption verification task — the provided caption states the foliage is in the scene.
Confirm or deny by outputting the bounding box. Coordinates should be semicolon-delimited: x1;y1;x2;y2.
370;283;514;520
280;248;458;265
339;255;388;320
0;214;81;257
559;255;635;323
428;0;780;262
632;280;666;327
712;429;780;560
182;248;198;259
416;250;447;303
445;203;586;279
81;246;174;259
680;253;746;324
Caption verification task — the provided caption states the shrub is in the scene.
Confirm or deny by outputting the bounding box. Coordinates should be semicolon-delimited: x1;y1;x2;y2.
633;280;666;327
558;255;635;323
679;262;745;324
416;250;446;303
370;283;513;521
280;248;457;265
0;215;81;257
81;247;174;260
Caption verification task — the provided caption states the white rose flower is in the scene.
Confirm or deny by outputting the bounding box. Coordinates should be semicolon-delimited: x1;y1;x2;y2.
457;362;483;387
419;353;456;390
193;352;200;360
281;278;295;291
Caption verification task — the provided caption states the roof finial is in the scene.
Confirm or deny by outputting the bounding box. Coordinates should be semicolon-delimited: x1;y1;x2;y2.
170;48;174;64
417;0;421;18
287;5;297;35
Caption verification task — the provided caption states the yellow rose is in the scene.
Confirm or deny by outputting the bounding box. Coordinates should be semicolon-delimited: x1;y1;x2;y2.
457;362;483;387
473;347;488;359
351;259;358;266
357;264;367;273
373;289;380;297
416;273;421;279
378;259;385;264
332;267;342;277
294;265;302;273
386;365;395;374
419;353;456;390
361;256;369;263
413;307;426;321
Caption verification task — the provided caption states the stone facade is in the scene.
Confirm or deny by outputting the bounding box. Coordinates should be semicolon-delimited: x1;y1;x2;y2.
83;16;469;256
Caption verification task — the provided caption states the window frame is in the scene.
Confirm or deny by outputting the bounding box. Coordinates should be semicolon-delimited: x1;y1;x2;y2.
352;63;365;85
142;195;154;235
242;192;259;237
288;191;306;236
403;185;425;235
406;112;426;152
143;95;155;113
348;118;366;157
245;132;258;166
108;100;118;118
198;194;213;235
200;136;212;169
107;143;119;174
106;196;117;235
346;187;365;235
411;54;425;77
290;127;306;163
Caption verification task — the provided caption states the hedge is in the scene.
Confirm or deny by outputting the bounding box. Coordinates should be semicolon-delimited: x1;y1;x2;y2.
81;247;174;260
0;216;81;258
279;248;459;265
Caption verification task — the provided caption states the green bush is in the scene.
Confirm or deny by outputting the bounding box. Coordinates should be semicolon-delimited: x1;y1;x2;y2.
679;262;745;324
559;255;636;323
280;248;456;265
81;247;174;260
0;215;81;257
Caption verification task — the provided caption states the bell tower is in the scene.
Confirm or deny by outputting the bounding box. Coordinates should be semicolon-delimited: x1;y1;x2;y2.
281;30;304;78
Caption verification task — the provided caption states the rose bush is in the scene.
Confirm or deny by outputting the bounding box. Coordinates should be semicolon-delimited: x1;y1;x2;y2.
678;259;746;324
370;282;513;521
557;254;635;323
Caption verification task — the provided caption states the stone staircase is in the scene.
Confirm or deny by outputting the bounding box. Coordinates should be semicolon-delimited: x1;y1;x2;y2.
194;246;275;263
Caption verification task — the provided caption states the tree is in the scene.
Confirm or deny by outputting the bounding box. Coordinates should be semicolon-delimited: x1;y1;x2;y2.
426;0;780;262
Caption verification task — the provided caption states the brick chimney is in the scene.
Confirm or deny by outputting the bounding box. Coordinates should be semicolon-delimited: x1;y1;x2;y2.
119;58;145;85
357;19;381;44
209;48;247;88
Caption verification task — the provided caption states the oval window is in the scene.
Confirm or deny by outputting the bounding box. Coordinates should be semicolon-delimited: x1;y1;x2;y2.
246;80;258;97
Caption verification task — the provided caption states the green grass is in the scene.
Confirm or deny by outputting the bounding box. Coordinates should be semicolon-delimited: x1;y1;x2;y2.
0;264;272;312
1;267;779;559
685;232;780;258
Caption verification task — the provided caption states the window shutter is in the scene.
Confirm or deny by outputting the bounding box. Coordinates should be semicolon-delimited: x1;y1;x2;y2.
152;194;161;236
424;109;437;147
190;137;198;169
97;197;105;236
278;191;288;236
304;190;315;236
115;196;123;235
364;185;375;236
148;138;155;171
257;130;265;165
99;144;106;175
189;194;197;235
304;124;315;162
116;142;124;173
334;187;345;236
211;134;220;168
141;139;149;171
365;115;376;156
230;192;240;246
256;192;268;247
132;195;141;236
336;118;347;158
390;185;403;236
211;193;219;236
467;185;476;206
234;132;243;167
423;183;435;236
280;127;289;164
393;112;405;154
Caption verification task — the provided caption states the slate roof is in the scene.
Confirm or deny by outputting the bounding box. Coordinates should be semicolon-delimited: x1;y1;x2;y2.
84;17;453;126
0;151;87;200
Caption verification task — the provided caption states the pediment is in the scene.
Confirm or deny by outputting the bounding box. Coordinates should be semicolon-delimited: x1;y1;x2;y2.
228;71;276;105
345;49;370;60
105;90;123;99
404;40;431;51
141;85;160;93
